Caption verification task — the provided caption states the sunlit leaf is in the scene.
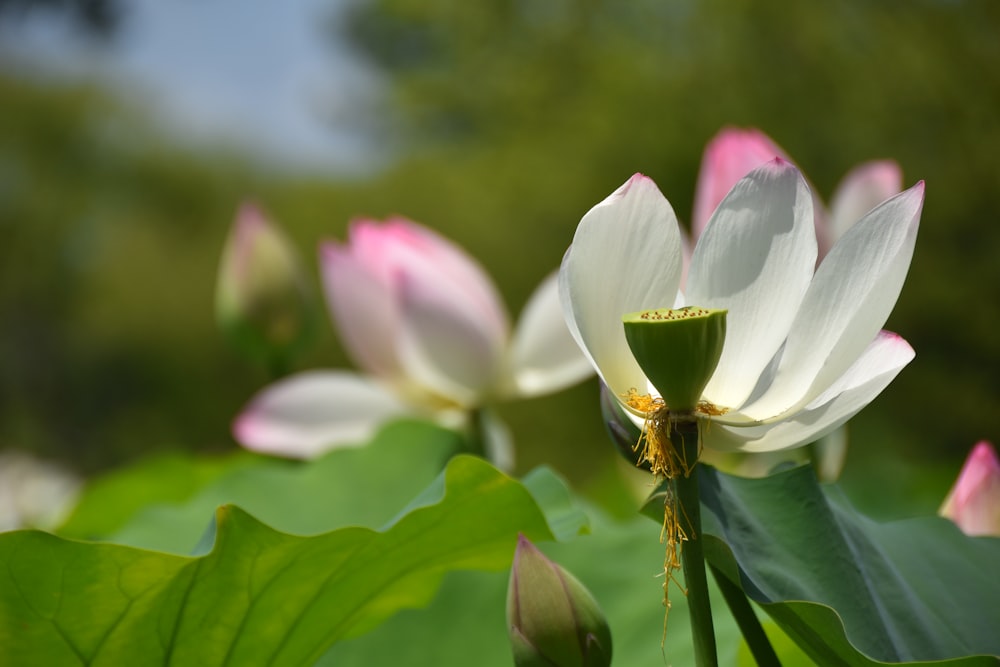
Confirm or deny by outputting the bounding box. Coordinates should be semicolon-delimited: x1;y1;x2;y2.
0;455;553;665
57;449;266;540
326;469;745;666
62;419;463;553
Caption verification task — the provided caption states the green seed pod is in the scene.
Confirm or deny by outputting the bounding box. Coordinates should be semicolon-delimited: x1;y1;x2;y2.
622;306;727;413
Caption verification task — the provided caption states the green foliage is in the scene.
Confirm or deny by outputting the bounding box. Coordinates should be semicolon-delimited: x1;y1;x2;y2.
4;418;998;664
0;453;558;666
736;621;813;667
324;499;746;666
644;465;1000;665
0;74;271;469
59;420;464;552
56;448;264;540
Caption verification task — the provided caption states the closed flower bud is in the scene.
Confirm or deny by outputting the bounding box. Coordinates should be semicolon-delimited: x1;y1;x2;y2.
940;442;1000;537
507;535;612;667
216;203;316;369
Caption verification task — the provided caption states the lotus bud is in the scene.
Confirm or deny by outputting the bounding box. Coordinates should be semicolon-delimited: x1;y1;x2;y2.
940;442;1000;537
216;203;316;370
622;307;727;413
507;535;612;667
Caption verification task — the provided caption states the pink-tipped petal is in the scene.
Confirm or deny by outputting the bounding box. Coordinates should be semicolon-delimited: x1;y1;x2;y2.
827;160;903;245
505;272;594;398
352;218;509;335
320;240;401;377
233;370;410;458
709;331;914;453
739;182;923;422
691;128;790;239
560;174;684;401
940;442;1000;537
689;159;818;411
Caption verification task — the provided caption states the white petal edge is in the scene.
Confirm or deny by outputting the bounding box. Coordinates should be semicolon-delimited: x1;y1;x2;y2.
705;331;913;453
233;370;411;458
505;271;595;398
739;182;923;422
687;159;818;410
560;173;684;400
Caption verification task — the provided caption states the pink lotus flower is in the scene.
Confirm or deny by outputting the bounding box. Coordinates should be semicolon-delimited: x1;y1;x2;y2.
940;442;1000;537
234;217;593;464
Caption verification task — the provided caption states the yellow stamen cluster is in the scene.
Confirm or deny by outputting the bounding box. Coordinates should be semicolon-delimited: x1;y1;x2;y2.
623;388;702;634
623;388;701;479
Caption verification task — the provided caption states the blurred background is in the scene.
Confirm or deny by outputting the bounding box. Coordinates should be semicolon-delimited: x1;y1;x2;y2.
1;0;998;518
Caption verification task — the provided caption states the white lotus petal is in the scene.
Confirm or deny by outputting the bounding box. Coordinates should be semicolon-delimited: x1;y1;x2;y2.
233;370;411;458
397;268;507;407
688;159;817;410
740;182;923;421
560;174;684;400
706;331;914;453
506;271;594;398
827;161;903;245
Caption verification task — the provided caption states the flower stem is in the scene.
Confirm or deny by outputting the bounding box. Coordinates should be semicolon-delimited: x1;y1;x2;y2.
673;418;718;667
709;563;781;666
464;408;489;459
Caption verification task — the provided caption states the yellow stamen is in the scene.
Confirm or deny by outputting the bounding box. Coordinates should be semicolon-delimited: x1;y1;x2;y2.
623;388;705;639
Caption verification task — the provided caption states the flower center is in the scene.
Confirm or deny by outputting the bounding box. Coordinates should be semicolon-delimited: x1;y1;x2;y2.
622;306;728;413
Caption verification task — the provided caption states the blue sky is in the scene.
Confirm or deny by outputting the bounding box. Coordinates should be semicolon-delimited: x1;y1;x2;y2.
0;0;382;173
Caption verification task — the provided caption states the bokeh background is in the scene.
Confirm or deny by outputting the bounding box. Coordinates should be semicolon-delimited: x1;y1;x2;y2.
2;0;998;518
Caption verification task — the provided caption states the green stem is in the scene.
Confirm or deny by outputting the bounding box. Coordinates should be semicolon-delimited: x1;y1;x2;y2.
710;564;781;666
463;408;489;459
673;418;718;667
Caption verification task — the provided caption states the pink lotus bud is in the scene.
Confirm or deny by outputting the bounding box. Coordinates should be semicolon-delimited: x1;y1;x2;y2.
940;442;1000;537
216;204;316;368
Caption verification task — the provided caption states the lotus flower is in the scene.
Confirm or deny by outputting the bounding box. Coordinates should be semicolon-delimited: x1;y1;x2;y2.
235;217;592;464
560;161;922;455
940;442;1000;537
688;128;903;477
